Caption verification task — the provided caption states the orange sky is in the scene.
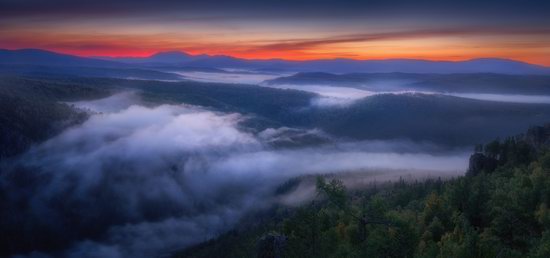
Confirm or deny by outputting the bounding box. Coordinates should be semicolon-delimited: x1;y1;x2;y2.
1;1;549;66
2;28;548;66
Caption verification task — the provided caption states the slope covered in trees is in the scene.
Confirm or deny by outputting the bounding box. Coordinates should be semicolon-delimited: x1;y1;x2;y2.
265;72;550;95
2;75;550;160
0;76;111;159
176;125;550;258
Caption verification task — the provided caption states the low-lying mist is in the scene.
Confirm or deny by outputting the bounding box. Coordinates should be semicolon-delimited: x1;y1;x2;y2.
175;70;283;85
155;69;550;108
1;93;469;258
260;83;374;107
259;75;550;105
449;93;550;104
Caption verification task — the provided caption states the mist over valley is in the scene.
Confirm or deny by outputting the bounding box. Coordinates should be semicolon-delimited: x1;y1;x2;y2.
1;12;550;255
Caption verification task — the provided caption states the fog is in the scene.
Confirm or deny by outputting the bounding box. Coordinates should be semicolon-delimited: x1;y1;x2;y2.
269;83;550;106
449;93;550;104
169;70;550;108
263;84;374;99
170;70;550;106
175;70;283;85
256;75;550;105
1;93;468;258
69;91;140;113
259;83;376;107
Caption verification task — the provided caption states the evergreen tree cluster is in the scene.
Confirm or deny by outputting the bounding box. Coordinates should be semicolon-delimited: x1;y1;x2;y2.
177;132;550;258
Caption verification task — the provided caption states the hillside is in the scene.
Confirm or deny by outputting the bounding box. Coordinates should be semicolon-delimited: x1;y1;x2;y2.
265;73;550;95
1;76;550;257
0;49;119;67
175;124;550;258
0;76;111;159
0;64;183;81
2;76;550;153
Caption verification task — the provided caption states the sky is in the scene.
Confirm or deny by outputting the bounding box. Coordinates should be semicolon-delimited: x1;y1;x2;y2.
0;0;549;65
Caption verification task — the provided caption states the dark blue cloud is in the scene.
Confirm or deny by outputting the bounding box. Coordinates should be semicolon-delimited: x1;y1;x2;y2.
1;0;549;24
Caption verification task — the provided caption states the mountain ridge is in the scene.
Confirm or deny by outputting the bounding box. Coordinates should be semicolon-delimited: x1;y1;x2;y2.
2;48;550;74
0;49;121;67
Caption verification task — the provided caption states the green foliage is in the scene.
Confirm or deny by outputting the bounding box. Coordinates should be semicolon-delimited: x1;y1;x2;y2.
316;177;348;209
4;75;550;257
176;138;550;258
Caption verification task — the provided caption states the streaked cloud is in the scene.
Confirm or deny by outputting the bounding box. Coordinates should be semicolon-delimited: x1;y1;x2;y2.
1;0;549;65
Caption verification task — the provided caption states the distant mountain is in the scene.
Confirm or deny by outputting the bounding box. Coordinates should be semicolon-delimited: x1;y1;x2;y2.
96;51;195;64
98;52;266;68
0;49;119;67
0;64;183;81
0;49;185;80
98;52;550;74
288;58;550;75
2;49;550;75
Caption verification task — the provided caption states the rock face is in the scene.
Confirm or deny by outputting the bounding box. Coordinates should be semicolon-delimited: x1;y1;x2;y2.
466;153;498;177
523;124;550;150
256;233;287;258
467;123;550;177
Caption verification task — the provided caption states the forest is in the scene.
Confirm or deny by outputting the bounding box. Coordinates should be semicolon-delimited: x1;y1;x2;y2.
2;75;550;258
2;1;550;256
177;125;550;258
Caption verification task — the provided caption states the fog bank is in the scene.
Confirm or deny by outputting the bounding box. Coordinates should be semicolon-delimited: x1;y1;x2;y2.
1;93;468;258
449;93;550;104
175;70;282;85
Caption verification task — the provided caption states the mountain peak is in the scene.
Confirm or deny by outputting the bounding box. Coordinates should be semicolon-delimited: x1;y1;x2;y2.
150;51;191;58
1;48;549;74
147;51;192;63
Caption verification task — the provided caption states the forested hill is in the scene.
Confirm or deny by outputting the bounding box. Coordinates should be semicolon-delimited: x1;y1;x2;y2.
0;76;111;160
176;124;550;258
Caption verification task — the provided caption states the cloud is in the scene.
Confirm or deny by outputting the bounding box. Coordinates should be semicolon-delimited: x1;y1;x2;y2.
259;83;374;107
0;93;468;258
261;78;550;106
1;97;263;257
2;1;549;23
69;91;141;113
251;27;550;52
64;212;244;258
175;70;283;85
449;93;550;104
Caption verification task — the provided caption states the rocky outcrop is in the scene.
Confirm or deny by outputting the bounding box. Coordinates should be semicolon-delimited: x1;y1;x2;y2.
256;233;287;258
522;124;550;150
467;123;550;177
466;153;498;177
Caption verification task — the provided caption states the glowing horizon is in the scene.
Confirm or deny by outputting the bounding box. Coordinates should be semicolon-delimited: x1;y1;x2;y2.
1;0;549;66
3;46;550;67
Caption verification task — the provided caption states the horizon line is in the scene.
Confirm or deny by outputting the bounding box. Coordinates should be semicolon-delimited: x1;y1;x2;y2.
3;47;550;68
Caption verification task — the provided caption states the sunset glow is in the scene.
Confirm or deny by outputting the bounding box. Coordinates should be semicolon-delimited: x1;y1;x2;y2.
3;1;550;257
1;0;549;65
